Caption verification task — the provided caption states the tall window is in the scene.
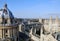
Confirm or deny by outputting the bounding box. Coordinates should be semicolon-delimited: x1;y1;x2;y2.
5;29;8;33
36;28;40;35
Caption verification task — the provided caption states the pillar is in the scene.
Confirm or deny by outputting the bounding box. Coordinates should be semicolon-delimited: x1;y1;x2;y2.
3;29;5;38
2;29;5;41
8;29;11;41
8;29;10;37
13;28;17;41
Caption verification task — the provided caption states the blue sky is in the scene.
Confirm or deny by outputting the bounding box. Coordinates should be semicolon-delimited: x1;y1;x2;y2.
0;0;60;18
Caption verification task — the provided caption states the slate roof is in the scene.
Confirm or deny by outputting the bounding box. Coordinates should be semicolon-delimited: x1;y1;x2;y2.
19;32;29;40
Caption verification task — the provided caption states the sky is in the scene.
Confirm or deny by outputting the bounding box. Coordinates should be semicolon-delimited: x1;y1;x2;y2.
0;0;60;18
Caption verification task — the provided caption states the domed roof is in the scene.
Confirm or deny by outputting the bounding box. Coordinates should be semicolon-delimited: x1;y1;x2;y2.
7;8;14;19
0;4;14;19
0;4;15;24
2;3;14;19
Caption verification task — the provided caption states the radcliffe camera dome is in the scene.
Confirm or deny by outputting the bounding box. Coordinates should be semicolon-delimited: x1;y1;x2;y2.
3;3;14;19
0;4;14;24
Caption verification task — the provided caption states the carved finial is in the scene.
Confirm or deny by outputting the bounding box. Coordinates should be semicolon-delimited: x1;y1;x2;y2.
4;3;7;7
4;3;7;9
50;16;52;20
50;16;52;22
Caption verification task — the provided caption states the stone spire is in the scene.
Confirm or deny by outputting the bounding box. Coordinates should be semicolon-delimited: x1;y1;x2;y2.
49;16;53;34
39;18;43;23
4;3;7;9
55;16;59;24
50;16;52;23
55;16;59;32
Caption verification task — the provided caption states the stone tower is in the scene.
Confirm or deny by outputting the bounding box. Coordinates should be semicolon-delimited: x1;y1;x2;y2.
0;4;18;41
49;16;52;34
55;16;59;32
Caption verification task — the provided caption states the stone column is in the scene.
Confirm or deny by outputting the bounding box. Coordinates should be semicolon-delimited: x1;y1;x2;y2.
13;28;17;41
2;29;5;41
8;29;11;41
8;29;10;37
3;29;5;38
0;30;2;38
2;29;3;38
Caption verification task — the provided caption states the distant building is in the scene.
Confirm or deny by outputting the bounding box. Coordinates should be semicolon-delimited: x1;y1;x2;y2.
19;16;60;41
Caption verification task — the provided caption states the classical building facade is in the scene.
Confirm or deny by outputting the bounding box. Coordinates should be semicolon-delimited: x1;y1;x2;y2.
0;4;18;41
